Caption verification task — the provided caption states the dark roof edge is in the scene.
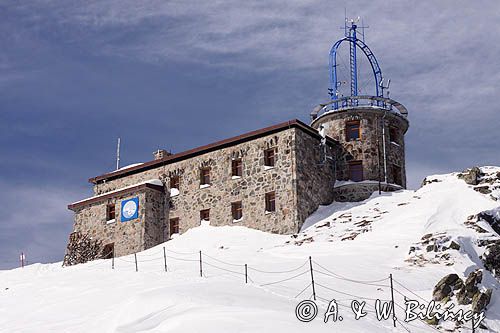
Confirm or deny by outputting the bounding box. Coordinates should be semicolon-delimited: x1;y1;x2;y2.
89;119;334;184
68;183;164;211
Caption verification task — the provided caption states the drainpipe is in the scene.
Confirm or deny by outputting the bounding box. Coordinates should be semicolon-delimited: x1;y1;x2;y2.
382;110;388;184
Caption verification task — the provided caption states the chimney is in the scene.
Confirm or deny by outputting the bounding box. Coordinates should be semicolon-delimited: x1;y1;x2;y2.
153;149;171;160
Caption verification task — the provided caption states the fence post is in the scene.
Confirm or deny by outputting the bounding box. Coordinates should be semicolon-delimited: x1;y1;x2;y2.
20;252;25;268
163;247;167;272
389;274;396;328
309;256;316;301
134;253;138;272
245;264;248;283
199;251;203;277
112;252;114;270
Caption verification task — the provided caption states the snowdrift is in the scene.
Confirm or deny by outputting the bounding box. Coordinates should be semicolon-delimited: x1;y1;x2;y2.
1;167;500;332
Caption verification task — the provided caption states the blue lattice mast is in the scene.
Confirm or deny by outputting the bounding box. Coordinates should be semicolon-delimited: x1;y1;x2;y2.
328;18;384;109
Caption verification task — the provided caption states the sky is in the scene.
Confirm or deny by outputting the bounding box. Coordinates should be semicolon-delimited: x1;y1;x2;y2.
1;0;499;269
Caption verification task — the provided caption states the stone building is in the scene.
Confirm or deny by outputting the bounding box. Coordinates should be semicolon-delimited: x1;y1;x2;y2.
68;120;339;257
66;23;410;259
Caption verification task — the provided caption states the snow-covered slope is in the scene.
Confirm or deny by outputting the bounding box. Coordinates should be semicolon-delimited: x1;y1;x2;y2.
1;167;500;332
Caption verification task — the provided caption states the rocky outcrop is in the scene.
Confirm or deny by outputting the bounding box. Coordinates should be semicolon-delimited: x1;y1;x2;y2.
478;208;500;235
457;270;482;305
482;241;500;278
472;289;492;313
432;273;461;301
457;167;482;185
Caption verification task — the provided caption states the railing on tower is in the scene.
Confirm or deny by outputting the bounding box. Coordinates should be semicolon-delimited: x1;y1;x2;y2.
310;95;408;122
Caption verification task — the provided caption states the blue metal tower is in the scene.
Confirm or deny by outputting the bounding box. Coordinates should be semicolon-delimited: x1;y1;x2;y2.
328;19;383;105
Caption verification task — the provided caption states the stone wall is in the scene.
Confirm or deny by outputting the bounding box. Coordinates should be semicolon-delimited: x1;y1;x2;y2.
72;190;148;256
295;129;336;226
310;107;409;188
88;128;303;237
143;188;167;249
333;183;402;202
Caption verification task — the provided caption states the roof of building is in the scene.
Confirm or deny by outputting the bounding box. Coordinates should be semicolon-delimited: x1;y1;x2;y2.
89;119;335;184
68;180;164;210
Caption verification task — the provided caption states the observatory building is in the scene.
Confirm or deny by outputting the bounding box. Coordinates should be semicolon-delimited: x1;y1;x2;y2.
66;21;409;260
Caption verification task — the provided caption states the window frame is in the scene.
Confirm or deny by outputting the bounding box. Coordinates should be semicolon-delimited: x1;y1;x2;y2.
389;126;399;144
169;217;179;235
345;120;361;141
392;164;403;186
200;167;211;185
231;201;243;220
348;160;363;182
106;203;115;221
264;148;276;167
231;159;243;177
200;209;210;222
265;191;276;212
170;175;180;190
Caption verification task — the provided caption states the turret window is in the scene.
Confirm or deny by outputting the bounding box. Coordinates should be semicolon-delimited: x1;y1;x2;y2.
348;160;363;182
392;164;403;186
389;127;399;144
346;120;361;141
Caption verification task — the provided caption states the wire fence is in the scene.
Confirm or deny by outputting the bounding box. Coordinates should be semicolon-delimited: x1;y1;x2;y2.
3;249;481;332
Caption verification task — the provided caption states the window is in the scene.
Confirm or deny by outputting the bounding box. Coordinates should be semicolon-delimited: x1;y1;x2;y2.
170;176;180;190
102;243;114;259
265;192;276;212
169;218;179;235
231;159;242;177
264;148;276;167
392;164;403;186
348;160;363;182
106;203;115;221
231;201;243;220
389;127;399;144
346;120;361;141
200;167;211;185
200;209;210;222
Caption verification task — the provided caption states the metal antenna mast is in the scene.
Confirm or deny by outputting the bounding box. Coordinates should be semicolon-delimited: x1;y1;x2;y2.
116;138;121;170
329;16;383;107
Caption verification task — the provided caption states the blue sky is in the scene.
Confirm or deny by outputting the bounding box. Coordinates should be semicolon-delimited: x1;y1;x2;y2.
1;1;499;269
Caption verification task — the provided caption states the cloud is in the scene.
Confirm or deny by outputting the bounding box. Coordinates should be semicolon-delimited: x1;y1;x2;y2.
0;182;79;269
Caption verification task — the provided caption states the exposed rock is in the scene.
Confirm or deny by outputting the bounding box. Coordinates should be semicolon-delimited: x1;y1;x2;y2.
482;242;500;278
433;274;460;301
478;208;500;235
474;186;492;194
422;233;433;240
458;167;482;185
457;270;481;305
449;241;461;251
425;317;439;325
421;178;442;187
472;289;492;313
426;244;437;252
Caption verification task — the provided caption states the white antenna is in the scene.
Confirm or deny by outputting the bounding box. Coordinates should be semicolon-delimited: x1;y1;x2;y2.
116;138;121;170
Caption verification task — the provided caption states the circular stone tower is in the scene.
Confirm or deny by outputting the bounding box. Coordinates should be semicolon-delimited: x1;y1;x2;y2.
310;19;409;202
